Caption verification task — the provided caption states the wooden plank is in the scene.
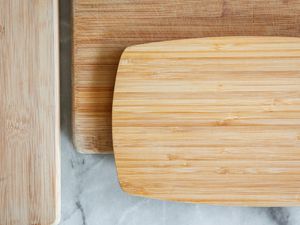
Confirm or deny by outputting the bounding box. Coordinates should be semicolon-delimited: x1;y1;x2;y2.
73;0;300;154
0;1;60;224
113;37;300;206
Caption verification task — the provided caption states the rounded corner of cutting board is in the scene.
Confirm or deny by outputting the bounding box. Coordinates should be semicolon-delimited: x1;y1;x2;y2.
48;212;61;225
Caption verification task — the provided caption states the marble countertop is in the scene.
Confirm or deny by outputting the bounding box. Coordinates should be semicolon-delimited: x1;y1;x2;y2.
59;1;300;225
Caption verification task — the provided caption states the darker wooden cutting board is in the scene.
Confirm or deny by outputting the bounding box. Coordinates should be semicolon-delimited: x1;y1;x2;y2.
113;37;300;206
73;0;300;153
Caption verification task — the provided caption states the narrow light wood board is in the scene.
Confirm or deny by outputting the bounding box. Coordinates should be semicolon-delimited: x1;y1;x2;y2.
73;0;300;154
0;1;60;224
113;37;300;206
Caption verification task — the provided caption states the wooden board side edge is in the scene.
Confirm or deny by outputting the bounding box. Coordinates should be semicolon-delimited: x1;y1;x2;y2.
54;0;61;224
71;2;112;154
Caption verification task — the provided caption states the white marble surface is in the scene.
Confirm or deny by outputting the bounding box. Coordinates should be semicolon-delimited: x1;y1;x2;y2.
59;1;300;225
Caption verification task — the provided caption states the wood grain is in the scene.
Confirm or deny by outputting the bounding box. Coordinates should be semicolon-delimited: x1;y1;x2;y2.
73;0;300;153
113;37;300;206
0;1;60;224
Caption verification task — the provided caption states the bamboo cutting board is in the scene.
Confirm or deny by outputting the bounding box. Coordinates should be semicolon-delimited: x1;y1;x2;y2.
0;1;60;224
73;0;300;153
113;37;300;206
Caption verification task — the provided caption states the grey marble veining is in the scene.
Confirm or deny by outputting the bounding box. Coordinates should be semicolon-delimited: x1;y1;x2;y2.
59;1;300;225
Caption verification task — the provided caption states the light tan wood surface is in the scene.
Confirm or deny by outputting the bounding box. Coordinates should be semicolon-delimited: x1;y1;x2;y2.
73;0;300;154
113;37;300;206
0;1;60;224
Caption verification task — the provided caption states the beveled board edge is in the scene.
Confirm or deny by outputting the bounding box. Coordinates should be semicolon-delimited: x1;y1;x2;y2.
54;0;61;224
